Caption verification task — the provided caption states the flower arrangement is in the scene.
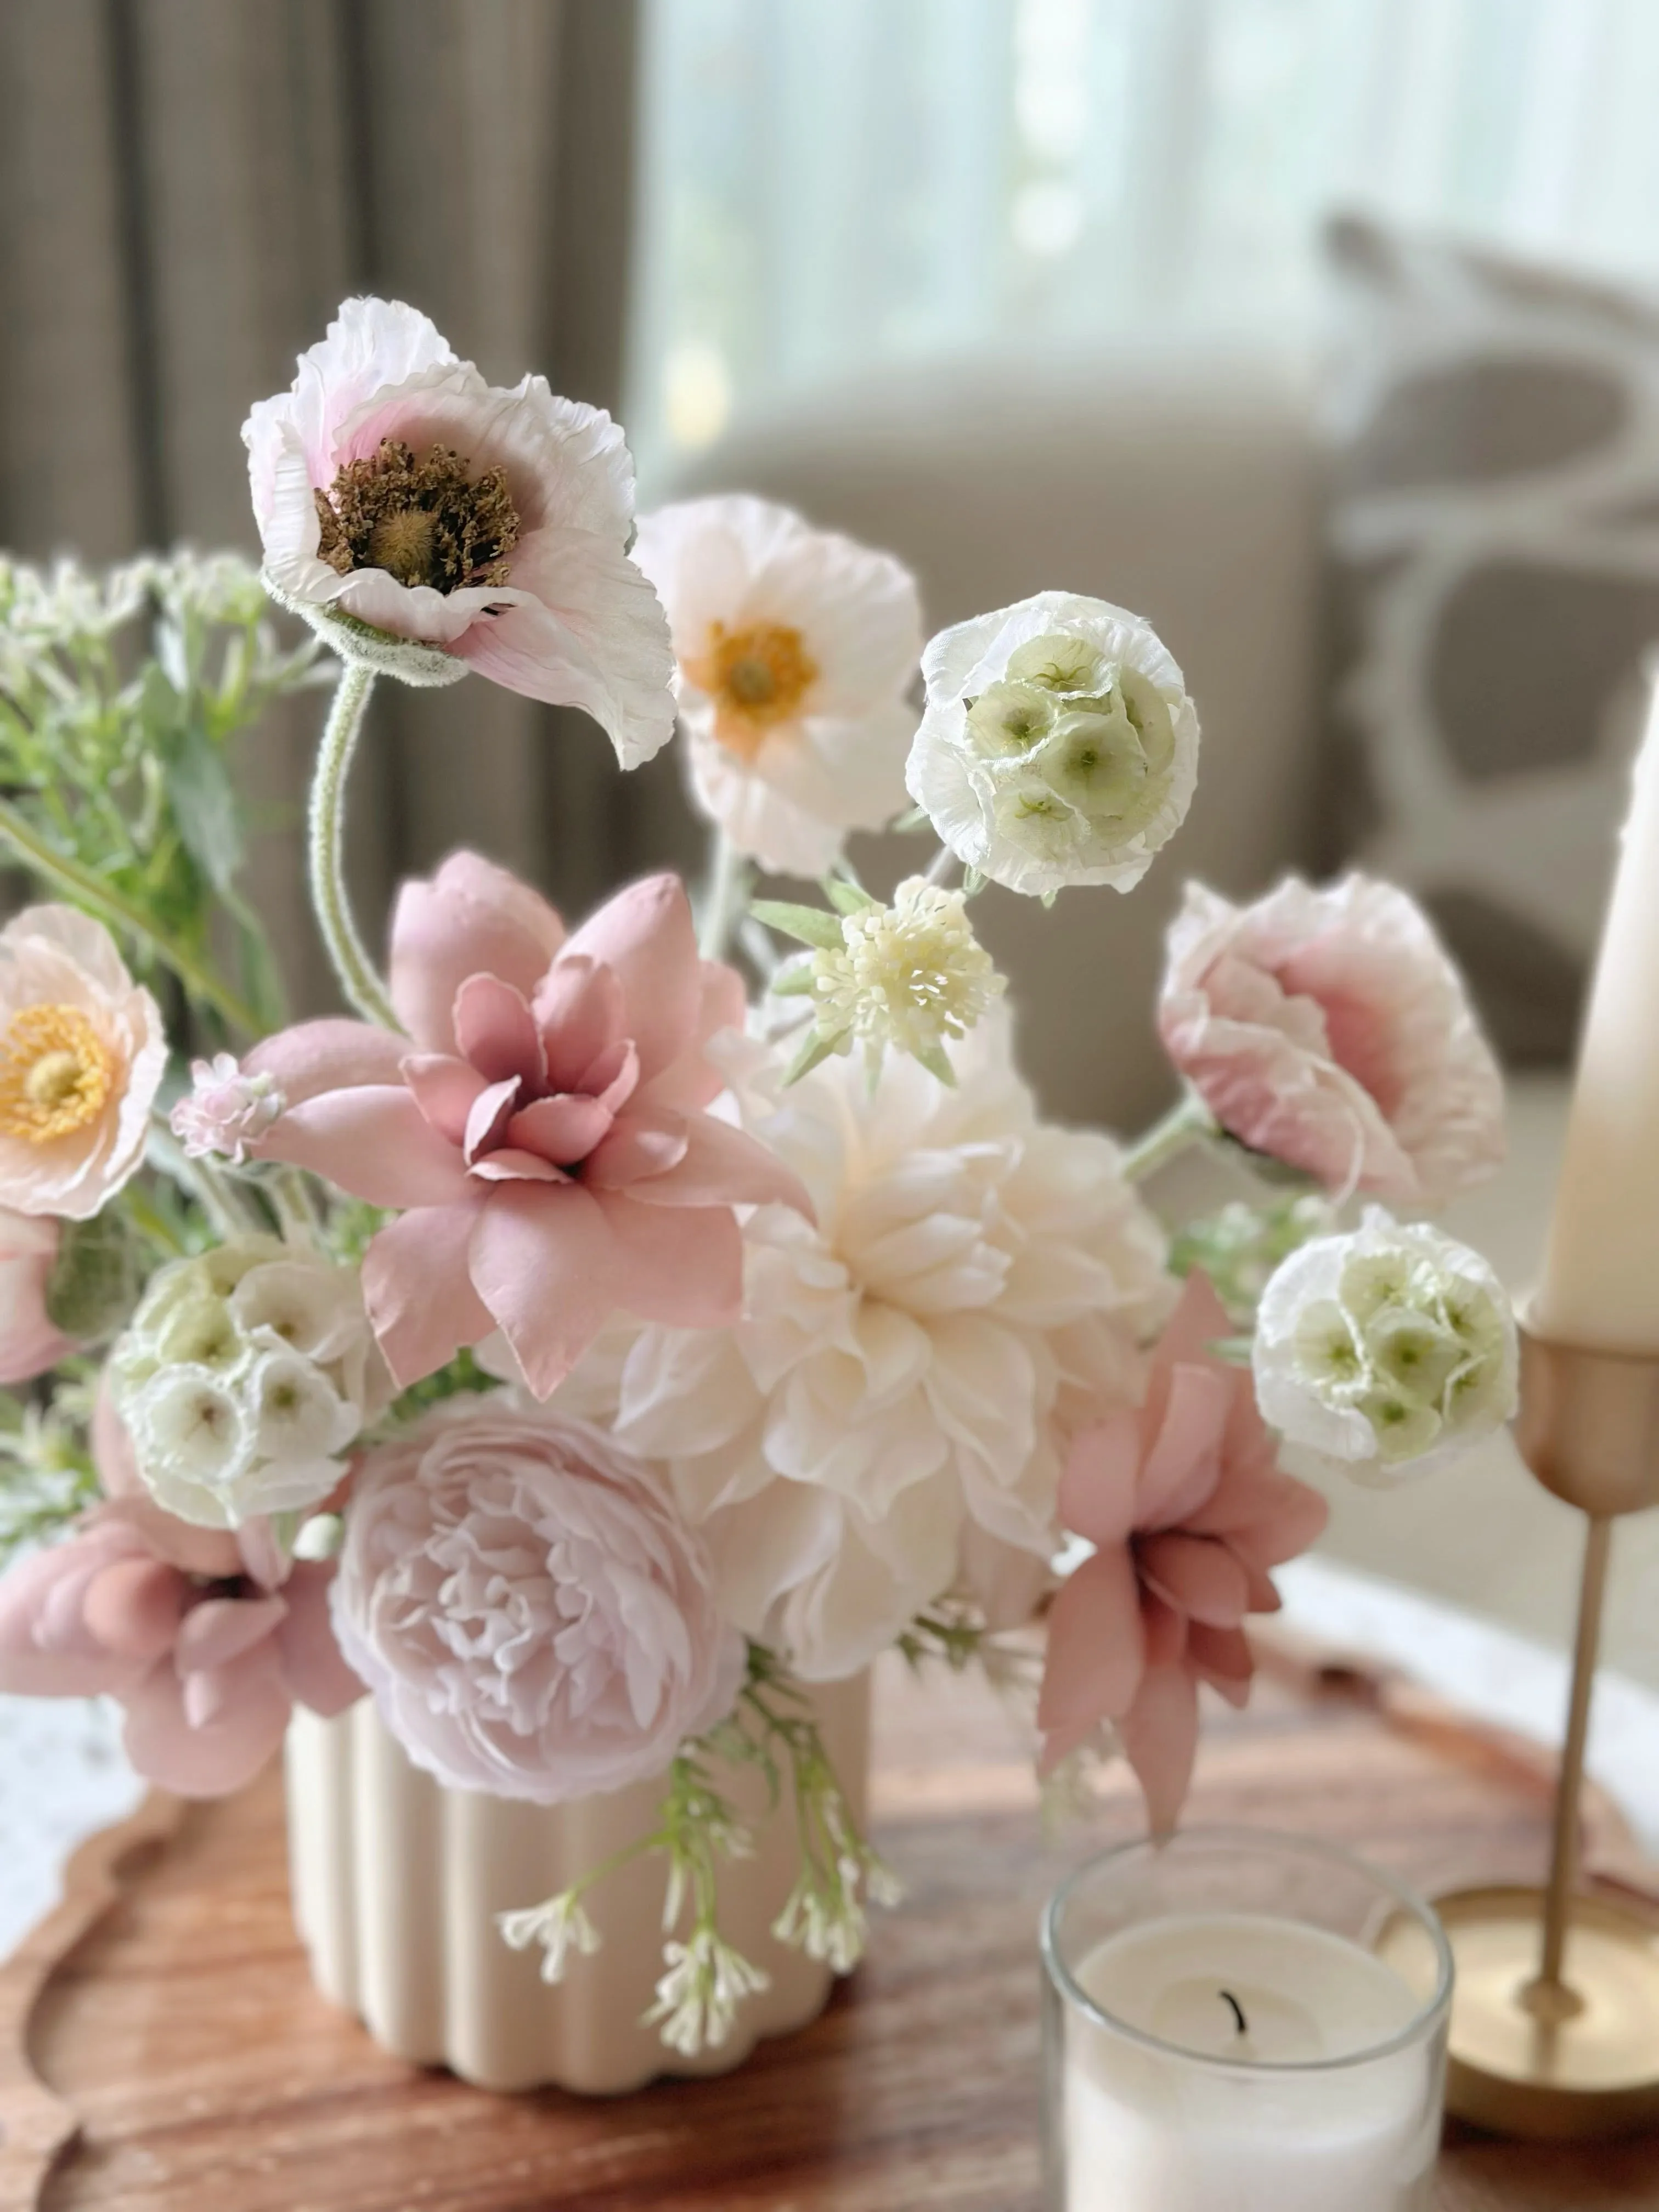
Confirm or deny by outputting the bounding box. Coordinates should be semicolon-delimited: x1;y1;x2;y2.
0;301;1517;2059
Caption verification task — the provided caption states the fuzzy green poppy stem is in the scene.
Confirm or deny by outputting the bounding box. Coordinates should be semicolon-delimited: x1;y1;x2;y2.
308;663;398;1028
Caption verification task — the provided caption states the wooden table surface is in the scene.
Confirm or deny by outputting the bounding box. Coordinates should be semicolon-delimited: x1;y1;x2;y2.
4;1640;1658;2210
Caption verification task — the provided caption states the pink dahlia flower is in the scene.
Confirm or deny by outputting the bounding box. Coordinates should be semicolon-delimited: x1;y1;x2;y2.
1159;874;1505;1207
1037;1272;1327;1834
0;1209;74;1383
0;1492;361;1797
0;904;166;1219
330;1403;744;1802
242;296;674;763
246;855;810;1397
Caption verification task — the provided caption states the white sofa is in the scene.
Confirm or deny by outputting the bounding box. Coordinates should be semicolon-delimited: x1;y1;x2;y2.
672;354;1659;1694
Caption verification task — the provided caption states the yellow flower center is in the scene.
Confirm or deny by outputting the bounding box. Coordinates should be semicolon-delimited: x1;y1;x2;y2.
0;1005;119;1144
690;621;819;759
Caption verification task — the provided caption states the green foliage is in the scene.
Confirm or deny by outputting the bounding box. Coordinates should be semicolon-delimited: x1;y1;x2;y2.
0;1376;99;1568
0;551;324;1047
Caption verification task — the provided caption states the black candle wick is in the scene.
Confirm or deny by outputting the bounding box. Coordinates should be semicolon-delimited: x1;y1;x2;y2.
1220;1988;1249;2036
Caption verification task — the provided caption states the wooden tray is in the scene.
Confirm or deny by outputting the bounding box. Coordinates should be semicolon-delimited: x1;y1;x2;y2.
4;1640;1658;2210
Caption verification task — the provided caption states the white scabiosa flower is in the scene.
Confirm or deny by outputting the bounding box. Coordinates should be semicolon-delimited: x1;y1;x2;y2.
792;876;1005;1081
1251;1209;1517;1481
111;1237;391;1527
905;590;1199;898
632;495;923;874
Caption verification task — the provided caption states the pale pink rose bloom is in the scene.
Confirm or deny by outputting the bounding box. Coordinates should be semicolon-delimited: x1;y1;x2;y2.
0;1493;361;1797
0;1210;74;1382
633;495;923;874
1159;874;1506;1206
170;1052;285;1164
330;1403;744;1802
1037;1273;1327;1835
245;855;811;1398
242;296;675;764
0;904;166;1218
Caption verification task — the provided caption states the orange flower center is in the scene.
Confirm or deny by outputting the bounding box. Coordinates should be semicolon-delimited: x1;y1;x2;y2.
690;621;819;759
0;1005;118;1144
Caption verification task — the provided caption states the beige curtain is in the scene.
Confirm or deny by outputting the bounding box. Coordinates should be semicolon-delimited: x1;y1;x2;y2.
0;0;691;1017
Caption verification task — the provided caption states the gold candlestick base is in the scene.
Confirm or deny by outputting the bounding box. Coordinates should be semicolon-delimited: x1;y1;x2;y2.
1435;1329;1659;2141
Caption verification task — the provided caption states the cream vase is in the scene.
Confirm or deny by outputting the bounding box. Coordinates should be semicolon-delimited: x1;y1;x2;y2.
284;1671;872;2095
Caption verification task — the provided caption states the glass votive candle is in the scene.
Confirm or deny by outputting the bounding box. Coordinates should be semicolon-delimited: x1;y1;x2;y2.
1041;1827;1453;2212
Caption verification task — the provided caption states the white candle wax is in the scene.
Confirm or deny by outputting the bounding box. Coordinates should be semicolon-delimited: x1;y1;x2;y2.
1536;681;1659;1350
1061;1914;1438;2212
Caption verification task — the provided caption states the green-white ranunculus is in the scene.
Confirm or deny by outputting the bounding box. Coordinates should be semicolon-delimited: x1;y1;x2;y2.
1251;1209;1517;1480
905;590;1199;897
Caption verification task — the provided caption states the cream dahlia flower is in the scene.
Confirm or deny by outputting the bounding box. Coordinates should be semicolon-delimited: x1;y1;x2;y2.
1252;1209;1517;1481
905;591;1199;897
632;496;923;873
243;297;674;760
559;1017;1171;1680
0;905;165;1220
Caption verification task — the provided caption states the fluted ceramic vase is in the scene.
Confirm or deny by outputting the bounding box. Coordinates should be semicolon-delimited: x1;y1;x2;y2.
284;1672;871;2095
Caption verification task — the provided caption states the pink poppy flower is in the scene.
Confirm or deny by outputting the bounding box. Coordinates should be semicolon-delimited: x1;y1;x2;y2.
245;855;811;1398
242;296;675;763
0;904;166;1219
0;1209;74;1383
0;1494;361;1797
1037;1272;1328;1834
1158;875;1505;1206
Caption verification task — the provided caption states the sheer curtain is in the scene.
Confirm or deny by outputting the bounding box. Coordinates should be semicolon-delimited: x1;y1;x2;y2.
628;0;1659;487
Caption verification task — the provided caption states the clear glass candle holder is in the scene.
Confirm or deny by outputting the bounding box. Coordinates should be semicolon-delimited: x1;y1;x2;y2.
1041;1827;1453;2212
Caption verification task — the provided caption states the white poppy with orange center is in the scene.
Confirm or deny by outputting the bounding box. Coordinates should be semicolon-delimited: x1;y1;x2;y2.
0;906;166;1218
633;495;924;874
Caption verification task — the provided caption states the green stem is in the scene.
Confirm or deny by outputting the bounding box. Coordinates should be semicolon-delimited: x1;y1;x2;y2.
1121;1091;1219;1184
0;795;262;1037
697;829;749;962
308;664;398;1028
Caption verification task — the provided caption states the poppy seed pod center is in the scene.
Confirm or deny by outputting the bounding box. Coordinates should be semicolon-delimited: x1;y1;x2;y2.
315;437;521;593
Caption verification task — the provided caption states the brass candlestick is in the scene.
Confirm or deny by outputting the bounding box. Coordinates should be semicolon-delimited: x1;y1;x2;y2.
1435;1324;1659;2140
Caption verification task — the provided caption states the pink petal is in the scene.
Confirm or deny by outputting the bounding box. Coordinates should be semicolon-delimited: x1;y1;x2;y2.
1138;1532;1250;1629
582;1036;640;1114
274;1565;365;1717
122;1649;290;1797
463;1075;522;1164
1037;1547;1144;1733
389;851;565;1053
258;1088;471;1207
635;962;746;1114
583;1105;690;1189
362;1205;494;1387
1141;1588;1189;1668
1189;1624;1255;1708
468;1183;623;1398
507;1093;614;1165
1057;1412;1143;1549
174;1594;287;1674
0;1539;145;1697
454;974;546;1089
244;1019;408;1107
560;874;701;1083
467;1148;569;1183
616;1111;815;1216
1137;1362;1232;1530
591;1193;743;1327
451;527;676;768
534;956;626;1093
80;1559;186;1663
1120;1663;1201;1837
401;1053;488;1144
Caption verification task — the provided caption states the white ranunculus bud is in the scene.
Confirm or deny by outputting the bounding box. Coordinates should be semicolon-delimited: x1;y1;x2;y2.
111;1235;390;1527
904;590;1199;897
1251;1209;1517;1481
